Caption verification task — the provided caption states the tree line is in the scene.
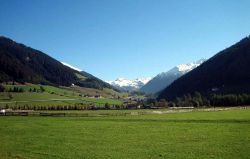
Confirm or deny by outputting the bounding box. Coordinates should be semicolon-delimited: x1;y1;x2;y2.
156;92;250;107
0;103;125;111
0;84;46;93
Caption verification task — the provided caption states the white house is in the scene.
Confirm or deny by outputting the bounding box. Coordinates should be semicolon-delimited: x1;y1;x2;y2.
0;109;6;114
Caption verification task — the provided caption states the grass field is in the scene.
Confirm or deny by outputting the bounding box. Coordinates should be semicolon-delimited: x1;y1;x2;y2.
0;109;249;159
0;92;123;108
3;83;128;99
0;83;124;108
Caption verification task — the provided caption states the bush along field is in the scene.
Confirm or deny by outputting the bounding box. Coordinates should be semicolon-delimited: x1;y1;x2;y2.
0;109;249;159
0;83;124;110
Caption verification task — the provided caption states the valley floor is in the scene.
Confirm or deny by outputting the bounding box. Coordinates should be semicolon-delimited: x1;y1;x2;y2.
0;109;250;159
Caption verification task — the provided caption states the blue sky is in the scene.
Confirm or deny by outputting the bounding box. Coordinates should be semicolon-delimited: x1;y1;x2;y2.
1;0;250;80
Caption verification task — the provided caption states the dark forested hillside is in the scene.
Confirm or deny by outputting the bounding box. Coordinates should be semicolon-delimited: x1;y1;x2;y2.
159;36;250;100
0;36;112;89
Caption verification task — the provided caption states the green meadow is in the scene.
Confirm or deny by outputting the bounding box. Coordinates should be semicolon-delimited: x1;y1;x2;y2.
0;84;123;108
0;109;249;159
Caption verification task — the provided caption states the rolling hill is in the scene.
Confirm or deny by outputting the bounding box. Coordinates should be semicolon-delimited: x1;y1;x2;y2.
0;36;112;90
158;36;250;100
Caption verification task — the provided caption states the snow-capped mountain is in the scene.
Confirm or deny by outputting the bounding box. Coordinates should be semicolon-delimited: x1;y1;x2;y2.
140;59;206;94
106;77;152;92
61;62;82;72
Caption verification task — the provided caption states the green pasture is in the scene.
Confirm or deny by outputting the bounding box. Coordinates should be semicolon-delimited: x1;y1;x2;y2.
0;109;249;159
0;83;123;108
0;92;122;108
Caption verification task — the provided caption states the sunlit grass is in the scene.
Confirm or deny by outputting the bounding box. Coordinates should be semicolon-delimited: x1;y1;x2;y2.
0;109;249;159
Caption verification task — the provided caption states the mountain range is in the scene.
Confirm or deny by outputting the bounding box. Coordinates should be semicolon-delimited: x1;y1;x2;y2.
140;59;206;94
2;35;250;102
159;36;250;100
108;59;205;93
106;77;152;92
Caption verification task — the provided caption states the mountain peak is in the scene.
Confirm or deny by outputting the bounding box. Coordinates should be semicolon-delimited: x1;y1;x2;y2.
106;77;152;92
159;37;250;100
140;59;205;94
176;59;205;73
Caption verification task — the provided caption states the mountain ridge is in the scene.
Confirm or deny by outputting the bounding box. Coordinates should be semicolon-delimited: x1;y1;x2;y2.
0;36;113;90
140;59;206;94
107;77;152;92
61;62;82;72
158;36;250;100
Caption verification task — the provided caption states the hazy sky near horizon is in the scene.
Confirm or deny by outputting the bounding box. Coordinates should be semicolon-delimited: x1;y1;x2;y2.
1;0;250;80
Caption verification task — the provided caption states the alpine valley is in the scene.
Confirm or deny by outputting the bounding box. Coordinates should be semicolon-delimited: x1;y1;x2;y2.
1;2;250;159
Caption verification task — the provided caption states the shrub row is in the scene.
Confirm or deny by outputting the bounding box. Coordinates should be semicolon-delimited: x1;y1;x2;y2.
0;103;124;110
